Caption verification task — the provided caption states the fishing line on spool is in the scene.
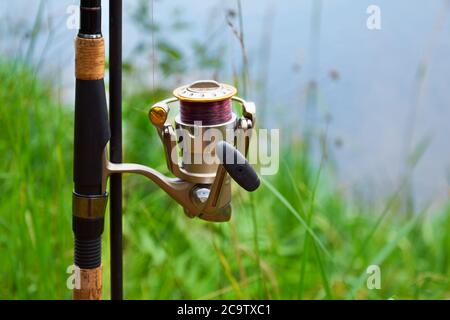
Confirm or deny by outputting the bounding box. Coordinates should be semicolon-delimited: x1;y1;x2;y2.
180;99;233;126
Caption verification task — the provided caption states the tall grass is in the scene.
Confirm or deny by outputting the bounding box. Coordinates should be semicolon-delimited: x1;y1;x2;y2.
0;60;72;299
0;60;449;299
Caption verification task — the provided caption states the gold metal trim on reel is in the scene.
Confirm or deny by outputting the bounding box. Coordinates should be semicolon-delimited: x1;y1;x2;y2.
173;80;238;103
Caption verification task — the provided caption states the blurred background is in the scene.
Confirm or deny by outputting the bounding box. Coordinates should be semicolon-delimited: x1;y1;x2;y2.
0;0;449;299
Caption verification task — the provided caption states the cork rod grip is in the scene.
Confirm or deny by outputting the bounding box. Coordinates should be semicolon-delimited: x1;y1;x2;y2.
73;266;103;300
75;37;105;81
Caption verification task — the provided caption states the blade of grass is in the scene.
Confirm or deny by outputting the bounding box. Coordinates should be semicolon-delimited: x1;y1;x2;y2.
25;0;45;63
283;159;308;217
237;0;249;96
297;145;329;299
212;236;243;299
250;192;268;299
284;159;312;298
198;276;258;300
312;241;333;299
261;177;330;259
345;139;429;274
347;206;429;299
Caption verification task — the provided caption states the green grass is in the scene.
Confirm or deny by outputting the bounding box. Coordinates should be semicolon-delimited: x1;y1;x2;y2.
0;60;449;300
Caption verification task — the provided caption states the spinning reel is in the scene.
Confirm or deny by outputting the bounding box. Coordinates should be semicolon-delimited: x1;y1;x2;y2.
106;80;260;222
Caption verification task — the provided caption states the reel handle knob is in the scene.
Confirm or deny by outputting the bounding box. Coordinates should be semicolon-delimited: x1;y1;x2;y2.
216;141;260;192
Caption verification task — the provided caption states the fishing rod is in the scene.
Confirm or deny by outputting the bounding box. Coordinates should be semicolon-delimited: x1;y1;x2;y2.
72;0;259;300
109;0;123;300
73;0;109;300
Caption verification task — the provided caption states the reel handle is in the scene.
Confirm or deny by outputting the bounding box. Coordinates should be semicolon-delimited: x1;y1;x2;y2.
216;141;260;192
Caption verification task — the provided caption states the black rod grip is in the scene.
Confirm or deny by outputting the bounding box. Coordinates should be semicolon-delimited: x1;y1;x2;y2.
74;80;110;195
216;141;260;192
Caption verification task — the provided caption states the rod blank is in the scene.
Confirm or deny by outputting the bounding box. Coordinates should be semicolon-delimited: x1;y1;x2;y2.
109;0;124;301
